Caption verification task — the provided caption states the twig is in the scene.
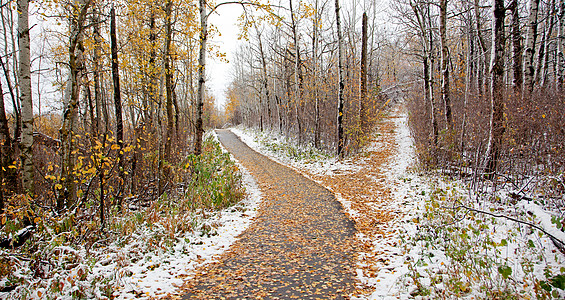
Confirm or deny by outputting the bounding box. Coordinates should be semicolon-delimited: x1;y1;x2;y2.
445;205;565;248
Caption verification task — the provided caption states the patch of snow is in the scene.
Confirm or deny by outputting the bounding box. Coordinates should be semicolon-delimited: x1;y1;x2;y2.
1;134;263;300
111;148;263;299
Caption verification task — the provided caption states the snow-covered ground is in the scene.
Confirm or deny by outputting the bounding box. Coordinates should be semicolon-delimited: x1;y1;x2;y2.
231;106;428;298
231;105;565;299
0;133;264;300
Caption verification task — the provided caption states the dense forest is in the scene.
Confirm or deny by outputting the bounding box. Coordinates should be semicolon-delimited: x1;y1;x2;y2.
1;0;564;297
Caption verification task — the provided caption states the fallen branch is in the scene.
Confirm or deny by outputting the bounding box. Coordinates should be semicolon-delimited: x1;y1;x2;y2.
445;205;565;250
0;225;35;249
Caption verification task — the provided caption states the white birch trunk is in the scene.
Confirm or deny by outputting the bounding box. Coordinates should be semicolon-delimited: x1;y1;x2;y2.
558;0;565;92
18;0;34;194
523;0;540;98
194;0;207;155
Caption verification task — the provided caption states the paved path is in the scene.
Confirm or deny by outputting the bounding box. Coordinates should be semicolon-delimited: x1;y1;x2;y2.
180;129;357;299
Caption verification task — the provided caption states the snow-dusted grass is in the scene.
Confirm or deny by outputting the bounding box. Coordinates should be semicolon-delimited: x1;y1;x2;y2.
231;126;362;177
0;134;263;300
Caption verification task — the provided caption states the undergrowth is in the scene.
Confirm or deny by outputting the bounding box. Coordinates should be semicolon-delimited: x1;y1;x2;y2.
400;179;565;299
251;129;332;162
0;135;245;298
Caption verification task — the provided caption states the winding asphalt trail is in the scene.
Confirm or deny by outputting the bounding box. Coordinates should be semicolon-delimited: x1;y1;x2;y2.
180;129;357;299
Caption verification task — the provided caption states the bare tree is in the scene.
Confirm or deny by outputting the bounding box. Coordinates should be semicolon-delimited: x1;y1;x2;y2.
18;0;34;194
110;4;124;210
360;12;368;134
289;0;304;144
556;0;565;93
439;0;452;127
194;0;207;156
510;0;523;94
484;0;505;177
0;78;10;210
523;0;540;98
335;0;345;157
57;0;92;212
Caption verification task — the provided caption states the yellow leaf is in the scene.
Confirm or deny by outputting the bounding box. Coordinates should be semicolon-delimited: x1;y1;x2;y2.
55;184;63;190
8;165;16;169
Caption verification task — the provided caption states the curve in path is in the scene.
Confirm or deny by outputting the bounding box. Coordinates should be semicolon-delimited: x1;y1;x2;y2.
180;129;357;299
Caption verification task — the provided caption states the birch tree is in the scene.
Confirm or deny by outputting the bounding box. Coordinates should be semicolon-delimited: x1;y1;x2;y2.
558;0;565;92
18;0;34;194
484;0;505;177
439;0;452;127
523;0;540;98
510;0;523;94
194;0;207;156
57;0;92;211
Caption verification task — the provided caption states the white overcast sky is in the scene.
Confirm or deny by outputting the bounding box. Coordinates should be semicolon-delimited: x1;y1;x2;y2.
207;4;245;110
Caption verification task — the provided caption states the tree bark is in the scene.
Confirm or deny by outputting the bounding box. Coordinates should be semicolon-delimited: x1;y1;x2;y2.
18;0;34;195
58;0;92;212
0;78;9;210
510;0;523;94
335;0;345;158
485;0;506;177
557;0;564;92
289;0;303;144
164;0;174;173
194;0;207;156
523;0;540;99
473;0;488;97
541;1;555;89
360;12;368;135
256;26;269;133
110;5;124;210
439;0;452;127
313;0;321;149
92;8;103;135
411;0;438;147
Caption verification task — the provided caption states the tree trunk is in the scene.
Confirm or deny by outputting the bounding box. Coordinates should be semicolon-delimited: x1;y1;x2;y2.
411;1;438;147
510;0;523;94
289;0;303;144
557;0;564;92
256;27;269;133
110;5;124;210
0;78;10;210
148;11;157;128
541;1;555;89
485;0;506;177
164;0;174;178
473;0;488;97
18;0;34;195
523;0;540;99
92;9;102;136
313;0;321;149
360;12;368;135
194;0;207;156
440;0;452;128
335;0;345;158
58;0;91;212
